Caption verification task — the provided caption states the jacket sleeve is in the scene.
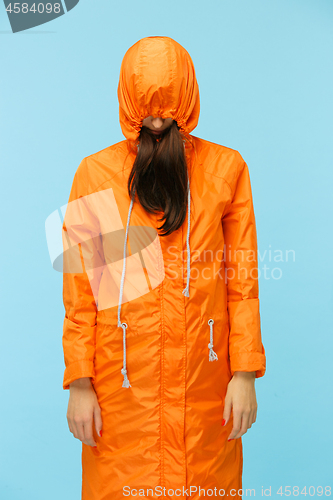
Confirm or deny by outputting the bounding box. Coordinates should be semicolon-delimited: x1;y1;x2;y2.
62;158;105;390
222;159;266;378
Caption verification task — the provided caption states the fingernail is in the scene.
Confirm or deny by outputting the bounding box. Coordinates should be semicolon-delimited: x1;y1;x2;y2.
93;446;97;448
99;430;102;437
221;419;226;426
228;438;233;442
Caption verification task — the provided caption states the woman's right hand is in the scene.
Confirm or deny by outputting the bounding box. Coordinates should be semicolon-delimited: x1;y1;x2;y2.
67;377;102;447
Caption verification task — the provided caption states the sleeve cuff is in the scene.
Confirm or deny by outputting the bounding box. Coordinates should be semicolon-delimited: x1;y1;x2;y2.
63;359;95;390
229;351;266;378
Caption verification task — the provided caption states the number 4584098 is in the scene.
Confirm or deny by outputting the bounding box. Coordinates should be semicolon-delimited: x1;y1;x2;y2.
277;486;331;496
6;3;61;14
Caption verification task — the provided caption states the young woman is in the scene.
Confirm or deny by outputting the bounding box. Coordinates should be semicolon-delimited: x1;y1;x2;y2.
62;36;266;500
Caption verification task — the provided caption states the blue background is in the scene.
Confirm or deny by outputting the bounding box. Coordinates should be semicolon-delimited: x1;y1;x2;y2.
1;0;332;498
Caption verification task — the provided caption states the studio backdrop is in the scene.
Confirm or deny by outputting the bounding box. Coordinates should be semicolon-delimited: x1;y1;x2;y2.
0;1;332;499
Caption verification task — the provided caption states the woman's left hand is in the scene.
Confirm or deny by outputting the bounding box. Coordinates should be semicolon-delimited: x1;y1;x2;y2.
222;371;258;440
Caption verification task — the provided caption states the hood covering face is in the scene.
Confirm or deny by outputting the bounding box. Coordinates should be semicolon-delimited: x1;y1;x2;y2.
117;36;200;144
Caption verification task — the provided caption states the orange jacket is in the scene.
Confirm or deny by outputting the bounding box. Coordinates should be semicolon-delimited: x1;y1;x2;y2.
62;36;266;500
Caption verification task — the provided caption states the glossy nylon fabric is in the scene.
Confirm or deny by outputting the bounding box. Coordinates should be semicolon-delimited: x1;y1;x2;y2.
62;36;266;500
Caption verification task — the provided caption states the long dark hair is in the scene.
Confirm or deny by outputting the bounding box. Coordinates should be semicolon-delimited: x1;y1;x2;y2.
127;120;191;237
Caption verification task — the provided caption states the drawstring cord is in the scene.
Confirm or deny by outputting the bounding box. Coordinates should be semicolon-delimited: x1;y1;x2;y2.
117;142;139;388
182;176;191;297
208;319;218;361
117;186;135;388
182;140;191;298
120;322;130;387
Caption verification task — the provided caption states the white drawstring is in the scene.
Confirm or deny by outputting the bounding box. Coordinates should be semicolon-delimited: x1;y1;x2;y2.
208;319;218;361
117;188;135;388
182;141;191;298
120;322;131;388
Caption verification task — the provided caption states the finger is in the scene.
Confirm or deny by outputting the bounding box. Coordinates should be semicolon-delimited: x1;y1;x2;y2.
83;418;97;447
94;404;103;437
67;415;74;435
75;421;86;443
67;406;75;435
247;412;253;429
73;413;89;443
228;410;241;440
234;412;250;439
222;397;232;426
70;419;79;439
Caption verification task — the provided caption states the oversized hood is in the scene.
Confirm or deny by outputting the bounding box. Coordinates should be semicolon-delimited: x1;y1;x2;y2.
117;36;200;144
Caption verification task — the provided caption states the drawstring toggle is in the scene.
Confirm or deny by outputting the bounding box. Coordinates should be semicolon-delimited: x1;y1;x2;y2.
120;322;131;388
208;319;218;361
